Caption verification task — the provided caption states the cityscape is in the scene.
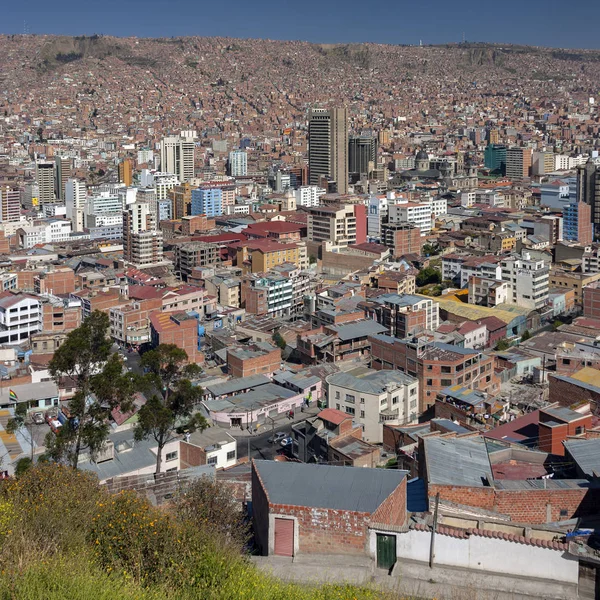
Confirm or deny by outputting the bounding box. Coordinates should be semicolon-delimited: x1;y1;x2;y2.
1;26;600;600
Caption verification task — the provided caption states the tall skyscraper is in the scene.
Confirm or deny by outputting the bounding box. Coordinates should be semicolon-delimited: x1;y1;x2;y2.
348;135;377;176
228;150;248;177
506;147;532;180
308;108;348;195
160;135;195;182
35;160;56;205
65;178;87;232
54;156;72;201
0;187;20;223
118;159;134;186
123;201;164;266
577;159;600;238
484;144;507;174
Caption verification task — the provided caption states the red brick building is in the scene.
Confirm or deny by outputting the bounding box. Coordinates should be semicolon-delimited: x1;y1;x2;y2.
252;460;407;557
381;222;422;257
149;311;200;364
370;335;499;413
583;282;600;320
226;342;281;378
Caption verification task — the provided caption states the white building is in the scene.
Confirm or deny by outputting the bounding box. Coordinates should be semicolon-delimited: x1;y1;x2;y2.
137;149;154;165
228;150;248;177
367;194;390;241
17;220;72;248
500;253;549;310
326;368;419;444
65;178;87;232
554;154;588;171
140;170;179;200
428;196;448;216
0;292;42;345
295;185;326;208
160;135;195;182
388;201;433;236
461;191;476;208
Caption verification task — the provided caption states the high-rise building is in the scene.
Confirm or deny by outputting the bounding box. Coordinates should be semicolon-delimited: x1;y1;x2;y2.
54;156;72;201
228;150;248;177
295;186;326;208
348;135;377;176
506;147;532;180
0;187;20;223
35;161;56;205
308;107;348;195
488;129;500;145
532;151;555;177
123;201;164;266
307;204;366;246
160;135;195;182
563;201;593;246
65;179;87;232
577;159;600;238
118;159;134;186
484;144;507;174
169;182;193;220
191;187;222;218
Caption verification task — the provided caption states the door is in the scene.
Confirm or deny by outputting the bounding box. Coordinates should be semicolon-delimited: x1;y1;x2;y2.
274;518;294;557
376;533;396;570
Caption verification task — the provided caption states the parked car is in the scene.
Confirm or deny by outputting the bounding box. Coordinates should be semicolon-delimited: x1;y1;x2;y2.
280;437;293;447
31;412;45;425
268;432;286;444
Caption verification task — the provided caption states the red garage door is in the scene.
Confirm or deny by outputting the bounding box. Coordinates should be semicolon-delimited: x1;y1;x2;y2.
274;518;294;557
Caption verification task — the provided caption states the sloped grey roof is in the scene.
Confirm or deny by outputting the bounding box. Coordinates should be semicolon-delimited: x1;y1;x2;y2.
327;369;416;395
329;320;388;341
564;439;600;478
254;460;406;513
206;374;270;397
425;436;493;487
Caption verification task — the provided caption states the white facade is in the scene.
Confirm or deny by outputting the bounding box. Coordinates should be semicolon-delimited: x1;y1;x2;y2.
388;202;433;236
87;213;123;228
140;170;179;200
17;220;72;248
460;261;502;288
86;192;123;216
428;196;448;216
326;370;419;444
367;195;389;240
501;253;549;310
160;135;195;182
295;186;326;208
555;154;587;171
461;191;476;208
137;149;154;165
0;294;42;345
229;150;248;177
65;178;87;232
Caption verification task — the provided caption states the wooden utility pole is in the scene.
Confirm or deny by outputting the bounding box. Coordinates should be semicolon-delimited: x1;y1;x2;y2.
429;492;440;568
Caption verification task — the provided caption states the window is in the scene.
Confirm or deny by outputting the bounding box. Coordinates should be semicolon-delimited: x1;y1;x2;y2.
345;406;355;415
410;399;417;409
335;391;340;399
426;364;433;370
207;456;218;466
441;379;452;386
441;366;452;374
410;388;416;396
392;396;398;405
336;403;340;410
575;426;585;435
360;411;365;418
226;450;235;460
426;379;433;386
360;397;365;404
345;394;355;404
165;451;178;462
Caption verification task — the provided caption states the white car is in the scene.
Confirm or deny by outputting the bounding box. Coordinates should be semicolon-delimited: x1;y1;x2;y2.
280;437;293;447
268;432;286;444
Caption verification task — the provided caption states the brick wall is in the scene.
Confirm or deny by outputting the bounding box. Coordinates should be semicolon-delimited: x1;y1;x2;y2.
179;441;207;468
251;466;270;555
228;347;281;378
428;483;496;511
370;479;407;526
549;375;600;412
269;502;369;555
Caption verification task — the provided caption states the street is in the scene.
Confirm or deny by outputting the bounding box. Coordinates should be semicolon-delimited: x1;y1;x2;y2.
233;420;295;461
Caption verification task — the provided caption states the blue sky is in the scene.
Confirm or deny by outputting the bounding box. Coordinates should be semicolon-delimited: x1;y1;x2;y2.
3;0;598;49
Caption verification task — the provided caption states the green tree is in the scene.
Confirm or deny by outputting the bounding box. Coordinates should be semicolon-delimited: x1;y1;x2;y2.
422;243;440;256
416;266;441;287
272;332;286;350
309;255;317;265
7;403;34;461
495;338;510;351
553;320;562;331
521;329;531;342
47;311;137;469
134;344;207;474
14;457;33;478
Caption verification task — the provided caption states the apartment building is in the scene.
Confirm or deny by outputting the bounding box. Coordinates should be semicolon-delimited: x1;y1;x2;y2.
0;186;21;223
326;368;419;443
123;201;164;267
0;292;42;345
174;243;220;281
234;240;301;273
241;274;294;318
307;204;367;247
549;270;600;306
370;334;499;413
388;202;433;236
506;147;532;180
500;254;549;310
442;254;501;287
468;276;511;307
359;293;439;338
109;296;163;347
160;135;195;182
150;311;200;363
66;179;88;233
295;185;326;208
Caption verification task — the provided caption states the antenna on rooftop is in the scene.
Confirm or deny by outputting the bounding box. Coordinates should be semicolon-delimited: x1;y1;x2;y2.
462;32;466;44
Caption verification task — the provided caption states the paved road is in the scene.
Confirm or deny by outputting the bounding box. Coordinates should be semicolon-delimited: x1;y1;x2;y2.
233;420;297;461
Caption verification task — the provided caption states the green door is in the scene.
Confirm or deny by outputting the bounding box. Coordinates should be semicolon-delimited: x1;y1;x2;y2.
376;533;396;570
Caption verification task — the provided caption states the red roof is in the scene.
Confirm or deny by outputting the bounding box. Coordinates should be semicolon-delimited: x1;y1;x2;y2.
484;410;540;443
245;221;304;235
317;408;352;426
193;233;248;244
478;316;506;332
127;285;163;300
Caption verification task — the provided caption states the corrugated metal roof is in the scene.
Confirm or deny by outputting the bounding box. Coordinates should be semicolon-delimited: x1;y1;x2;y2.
327;368;416;395
425;437;492;487
206;375;270;397
564;439;600;477
329;320;388;341
254;460;406;513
